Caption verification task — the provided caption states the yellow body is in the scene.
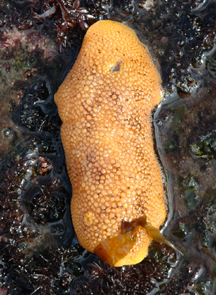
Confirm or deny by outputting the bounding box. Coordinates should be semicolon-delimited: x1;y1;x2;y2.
55;20;166;266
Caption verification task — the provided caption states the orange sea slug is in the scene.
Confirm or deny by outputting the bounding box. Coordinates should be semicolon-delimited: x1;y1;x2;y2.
55;20;166;267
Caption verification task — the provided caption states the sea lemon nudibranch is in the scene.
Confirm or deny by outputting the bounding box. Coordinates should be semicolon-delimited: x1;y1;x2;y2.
55;20;166;267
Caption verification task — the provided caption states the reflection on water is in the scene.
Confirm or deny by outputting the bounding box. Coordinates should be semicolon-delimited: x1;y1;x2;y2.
155;77;216;293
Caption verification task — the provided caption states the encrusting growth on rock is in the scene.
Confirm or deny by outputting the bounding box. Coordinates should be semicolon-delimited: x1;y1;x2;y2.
55;20;166;266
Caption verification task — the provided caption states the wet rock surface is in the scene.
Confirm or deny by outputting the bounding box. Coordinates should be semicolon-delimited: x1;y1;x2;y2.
0;0;216;294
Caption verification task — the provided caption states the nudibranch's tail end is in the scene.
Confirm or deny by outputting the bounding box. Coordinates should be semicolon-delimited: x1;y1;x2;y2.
94;215;183;267
94;225;151;267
